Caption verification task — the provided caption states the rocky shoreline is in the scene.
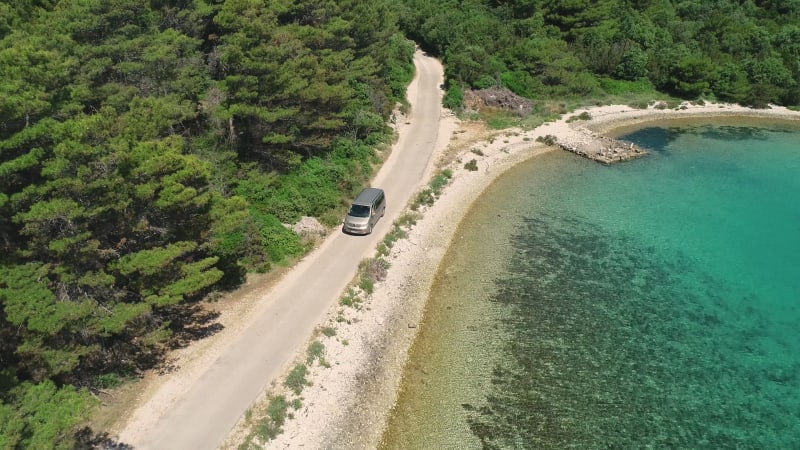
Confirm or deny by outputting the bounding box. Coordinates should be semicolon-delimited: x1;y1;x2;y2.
555;128;648;164
255;102;800;450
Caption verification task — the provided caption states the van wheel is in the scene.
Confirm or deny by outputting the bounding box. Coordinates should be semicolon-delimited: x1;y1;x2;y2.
368;223;374;234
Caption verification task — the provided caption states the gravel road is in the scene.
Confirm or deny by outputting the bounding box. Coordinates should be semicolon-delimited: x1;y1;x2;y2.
119;50;445;450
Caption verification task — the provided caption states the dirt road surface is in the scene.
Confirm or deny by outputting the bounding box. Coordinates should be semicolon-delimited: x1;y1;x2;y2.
120;50;445;450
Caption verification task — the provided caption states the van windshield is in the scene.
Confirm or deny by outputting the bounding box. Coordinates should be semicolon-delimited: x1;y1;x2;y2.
348;204;371;218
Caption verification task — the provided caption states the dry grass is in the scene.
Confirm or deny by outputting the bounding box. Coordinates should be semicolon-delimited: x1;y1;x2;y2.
437;121;502;168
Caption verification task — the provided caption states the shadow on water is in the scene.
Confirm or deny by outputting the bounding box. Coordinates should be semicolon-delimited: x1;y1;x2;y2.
621;127;677;153
623;125;776;155
696;126;773;141
462;214;800;449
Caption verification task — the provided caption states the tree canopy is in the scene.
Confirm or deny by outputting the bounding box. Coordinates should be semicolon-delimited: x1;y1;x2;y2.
3;0;798;447
1;0;413;447
398;0;800;107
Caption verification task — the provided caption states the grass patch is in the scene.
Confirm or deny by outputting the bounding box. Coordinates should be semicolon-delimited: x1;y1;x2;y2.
464;159;478;171
321;326;336;337
412;188;435;210
307;340;329;367
411;170;453;210
284;364;309;395
339;288;362;308
240;395;289;447
358;276;374;294
429;169;452;195
470;148;485;156
396;211;420;228
383;225;408;248
480;107;524;129
308;340;325;360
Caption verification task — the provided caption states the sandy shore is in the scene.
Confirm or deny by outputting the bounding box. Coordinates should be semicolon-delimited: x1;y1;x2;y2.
223;101;800;449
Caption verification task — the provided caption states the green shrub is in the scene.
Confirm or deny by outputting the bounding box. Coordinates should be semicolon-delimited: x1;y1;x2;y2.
473;74;498;89
284;364;309;395
600;77;656;96
255;396;288;442
383;225;407;248
443;83;464;109
339;288;361;307
500;70;540;99
384;33;416;101
464;159;478;171
412;188;435;209
536;135;558;146
234;139;377;229
396;212;420;228
566;112;592;122
430;169;452;195
359;276;374;294
321;327;336;337
307;340;326;364
95;373;123;389
251;211;304;264
376;242;390;256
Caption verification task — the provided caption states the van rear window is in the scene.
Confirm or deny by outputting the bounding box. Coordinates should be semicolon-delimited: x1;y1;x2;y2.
348;204;370;217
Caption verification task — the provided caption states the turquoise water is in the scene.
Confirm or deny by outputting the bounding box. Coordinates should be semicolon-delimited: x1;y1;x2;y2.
382;122;800;448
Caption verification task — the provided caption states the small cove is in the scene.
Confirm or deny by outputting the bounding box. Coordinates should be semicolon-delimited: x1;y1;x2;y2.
380;120;800;448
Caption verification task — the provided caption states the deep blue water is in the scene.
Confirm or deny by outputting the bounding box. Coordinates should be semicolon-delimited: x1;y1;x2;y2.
382;122;800;449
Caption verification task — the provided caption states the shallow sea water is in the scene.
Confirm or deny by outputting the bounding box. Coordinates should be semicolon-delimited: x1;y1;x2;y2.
381;122;800;449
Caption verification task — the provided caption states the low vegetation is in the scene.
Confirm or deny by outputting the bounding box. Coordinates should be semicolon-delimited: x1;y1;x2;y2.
238;336;329;448
411;169;453;210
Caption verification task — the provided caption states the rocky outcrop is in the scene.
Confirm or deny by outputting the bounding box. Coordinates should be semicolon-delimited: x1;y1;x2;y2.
290;216;328;238
541;128;647;164
464;88;533;115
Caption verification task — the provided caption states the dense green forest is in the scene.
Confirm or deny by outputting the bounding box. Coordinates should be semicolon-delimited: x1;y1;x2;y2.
1;0;798;447
398;0;800;108
0;0;413;447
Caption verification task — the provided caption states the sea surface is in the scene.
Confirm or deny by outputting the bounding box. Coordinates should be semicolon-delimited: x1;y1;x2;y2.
380;120;800;449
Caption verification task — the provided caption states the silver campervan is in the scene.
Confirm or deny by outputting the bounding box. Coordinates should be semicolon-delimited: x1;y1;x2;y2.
343;188;386;235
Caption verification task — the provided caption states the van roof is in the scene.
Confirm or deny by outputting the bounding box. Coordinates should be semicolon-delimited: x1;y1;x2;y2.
353;187;384;205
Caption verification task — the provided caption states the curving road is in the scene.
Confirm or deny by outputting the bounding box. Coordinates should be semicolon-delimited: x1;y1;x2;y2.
121;50;445;450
